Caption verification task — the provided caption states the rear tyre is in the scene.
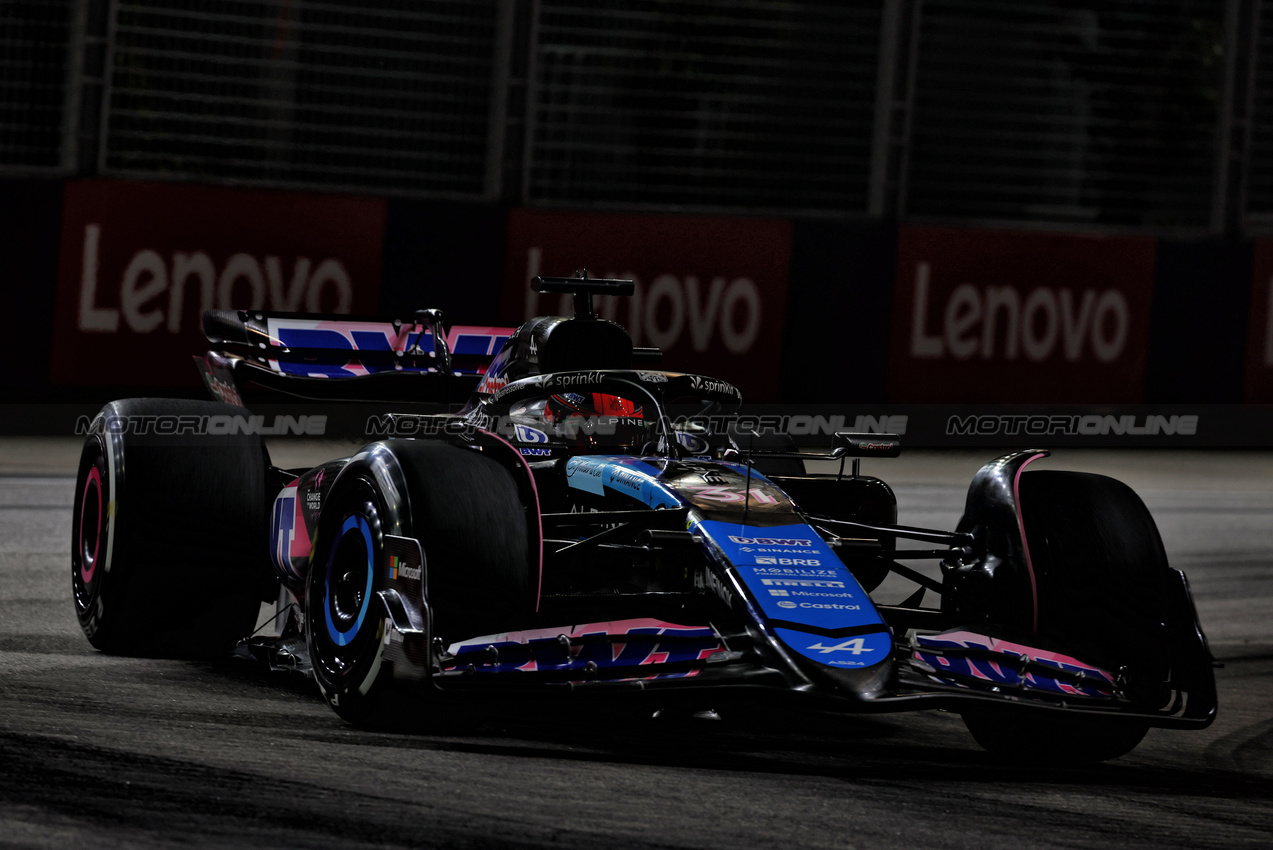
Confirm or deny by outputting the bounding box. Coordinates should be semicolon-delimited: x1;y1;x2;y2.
71;399;273;657
959;471;1163;763
306;441;529;728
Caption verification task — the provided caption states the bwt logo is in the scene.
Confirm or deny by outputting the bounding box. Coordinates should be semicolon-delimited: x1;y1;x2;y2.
729;536;812;547
907;261;1130;363
75;223;354;334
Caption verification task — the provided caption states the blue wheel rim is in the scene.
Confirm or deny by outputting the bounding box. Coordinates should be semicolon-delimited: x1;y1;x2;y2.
324;514;375;647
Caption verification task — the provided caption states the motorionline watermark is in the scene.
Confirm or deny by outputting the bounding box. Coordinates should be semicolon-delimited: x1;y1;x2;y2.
364;412;909;441
70;410;1208;442
75;414;328;437
667;414;907;437
367;413;644;440
946;414;1199;437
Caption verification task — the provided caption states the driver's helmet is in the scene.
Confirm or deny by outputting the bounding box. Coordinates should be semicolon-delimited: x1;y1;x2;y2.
543;391;648;452
546;392;640;420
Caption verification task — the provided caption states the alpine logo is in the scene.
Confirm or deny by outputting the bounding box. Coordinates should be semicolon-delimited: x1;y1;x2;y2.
808;638;875;655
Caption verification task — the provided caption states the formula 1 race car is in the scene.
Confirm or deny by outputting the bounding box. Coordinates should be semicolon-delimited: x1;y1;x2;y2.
70;274;1217;764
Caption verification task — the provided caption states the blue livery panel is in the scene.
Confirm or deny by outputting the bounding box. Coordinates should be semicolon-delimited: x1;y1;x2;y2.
564;456;684;509
694;520;891;669
560;457;893;672
774;627;894;669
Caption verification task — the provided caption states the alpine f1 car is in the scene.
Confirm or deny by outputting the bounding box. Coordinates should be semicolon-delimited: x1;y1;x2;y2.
70;274;1217;763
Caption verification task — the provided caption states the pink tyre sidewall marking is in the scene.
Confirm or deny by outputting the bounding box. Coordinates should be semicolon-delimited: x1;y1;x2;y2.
1012;452;1048;633
79;465;103;584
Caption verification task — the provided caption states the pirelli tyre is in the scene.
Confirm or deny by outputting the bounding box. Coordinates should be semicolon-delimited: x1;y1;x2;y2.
71;398;274;657
305;440;528;728
960;470;1168;764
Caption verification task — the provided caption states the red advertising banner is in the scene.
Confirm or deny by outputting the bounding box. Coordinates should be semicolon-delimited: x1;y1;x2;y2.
501;209;792;401
50;179;385;386
1244;239;1273;402
888;226;1156;403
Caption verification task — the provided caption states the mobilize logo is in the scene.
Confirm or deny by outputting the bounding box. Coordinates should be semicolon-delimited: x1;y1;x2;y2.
75;223;354;334
907;261;1130;363
76;413;326;436
753;567;838;577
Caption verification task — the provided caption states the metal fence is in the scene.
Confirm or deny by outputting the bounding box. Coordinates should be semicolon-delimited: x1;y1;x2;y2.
1245;1;1273;229
902;0;1226;231
2;0;1270;232
522;0;884;216
99;0;506;197
0;0;75;172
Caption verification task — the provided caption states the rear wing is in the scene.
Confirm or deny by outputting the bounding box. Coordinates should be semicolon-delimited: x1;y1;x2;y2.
196;309;515;405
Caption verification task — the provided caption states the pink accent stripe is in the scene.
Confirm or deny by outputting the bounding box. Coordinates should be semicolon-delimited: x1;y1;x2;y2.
289;486;311;561
448;618;710;651
79;466;102;583
478;429;545;612
447;325;516;352
1013;453;1048;633
933;630;1116;682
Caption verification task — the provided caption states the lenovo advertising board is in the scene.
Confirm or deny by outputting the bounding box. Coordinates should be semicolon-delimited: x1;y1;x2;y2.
888;226;1156;403
50;179;385;386
501;209;792;401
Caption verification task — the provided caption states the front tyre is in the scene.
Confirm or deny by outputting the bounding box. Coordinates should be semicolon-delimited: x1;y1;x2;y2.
961;706;1148;765
959;470;1163;763
305;441;530;728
